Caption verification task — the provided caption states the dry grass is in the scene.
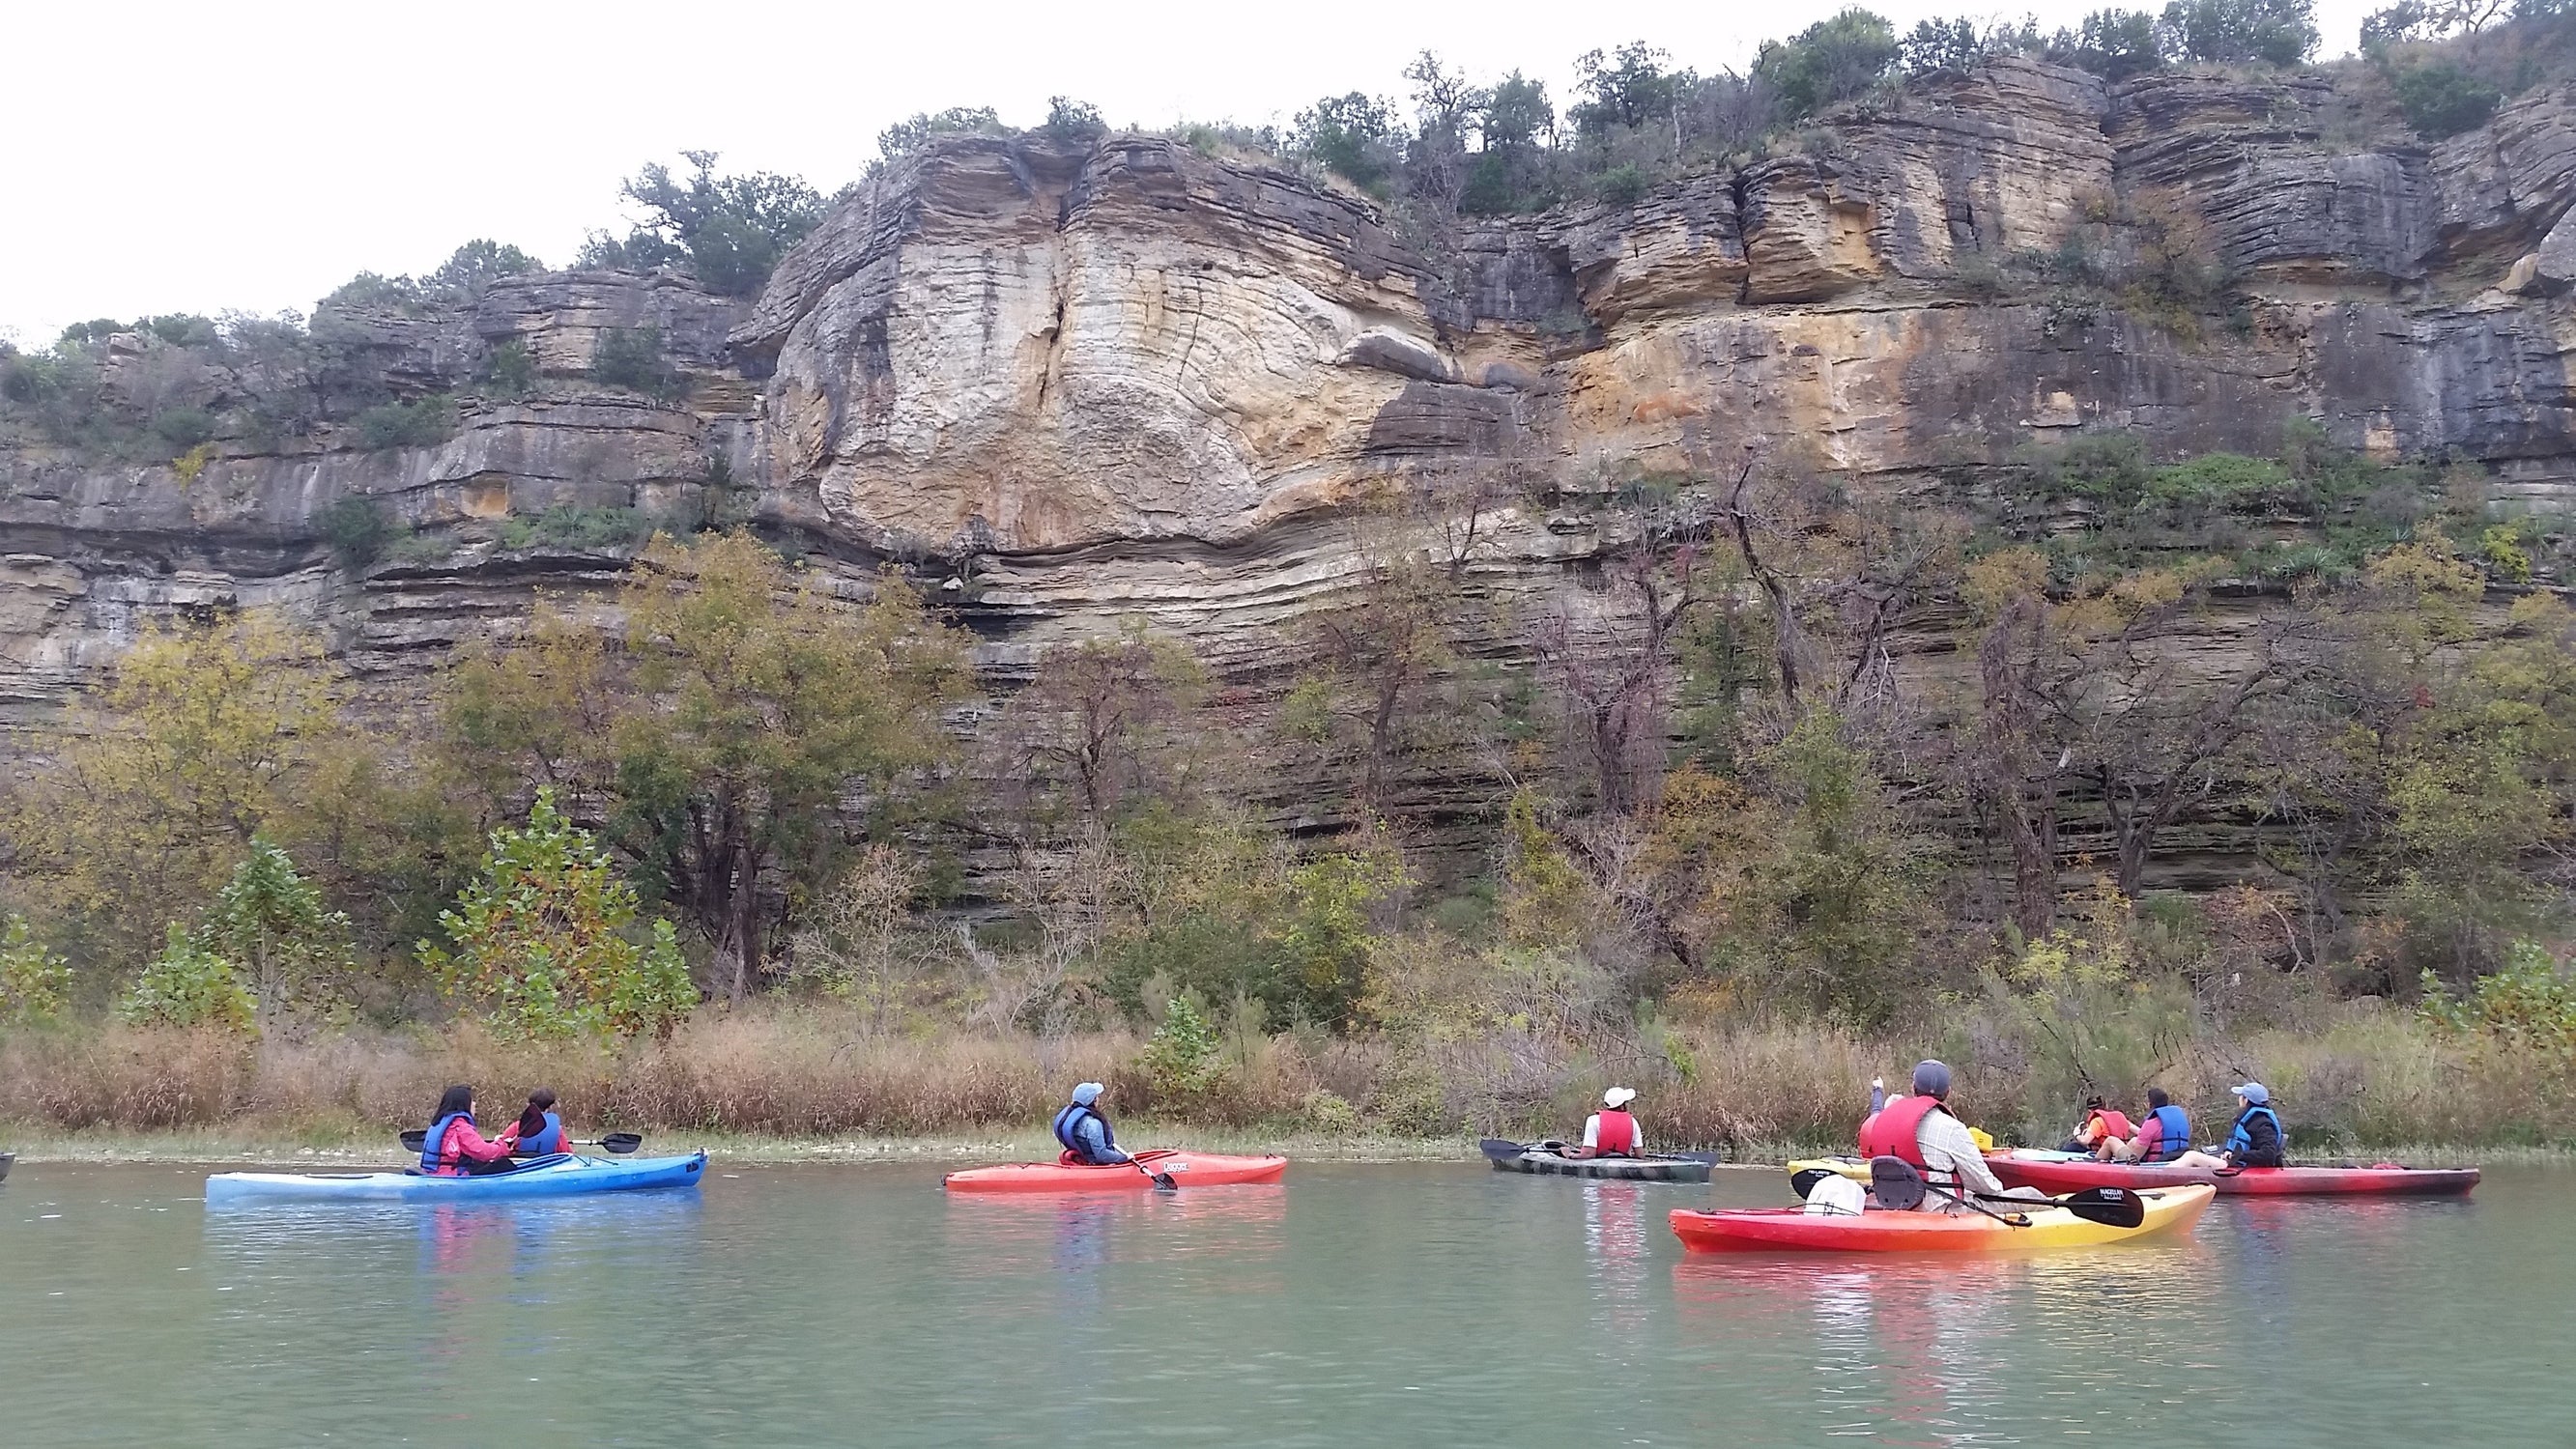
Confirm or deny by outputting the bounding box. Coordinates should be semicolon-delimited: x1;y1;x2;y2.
3;1000;2568;1153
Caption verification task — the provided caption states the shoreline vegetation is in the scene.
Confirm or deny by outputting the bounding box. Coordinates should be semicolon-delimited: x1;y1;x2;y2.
0;1006;2557;1166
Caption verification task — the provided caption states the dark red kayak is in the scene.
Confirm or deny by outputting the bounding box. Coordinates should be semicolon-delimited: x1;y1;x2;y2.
1987;1151;2479;1197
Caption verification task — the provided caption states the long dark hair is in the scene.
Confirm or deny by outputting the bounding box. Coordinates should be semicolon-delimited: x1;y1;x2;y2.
517;1088;557;1139
435;1084;474;1122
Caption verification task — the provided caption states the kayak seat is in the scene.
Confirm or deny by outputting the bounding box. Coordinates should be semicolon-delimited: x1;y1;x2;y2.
1868;1156;1928;1211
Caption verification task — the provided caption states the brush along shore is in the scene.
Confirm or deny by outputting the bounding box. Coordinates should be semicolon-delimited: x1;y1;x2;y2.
3;1000;2568;1165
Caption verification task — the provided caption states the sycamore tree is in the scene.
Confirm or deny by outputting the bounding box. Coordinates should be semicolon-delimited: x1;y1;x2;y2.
616;532;973;1002
451;532;974;1004
422;788;695;1038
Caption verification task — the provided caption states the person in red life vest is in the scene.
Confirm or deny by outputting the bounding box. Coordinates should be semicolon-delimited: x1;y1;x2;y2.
419;1084;520;1177
1857;1060;2025;1209
2057;1095;2132;1154
1576;1088;1644;1158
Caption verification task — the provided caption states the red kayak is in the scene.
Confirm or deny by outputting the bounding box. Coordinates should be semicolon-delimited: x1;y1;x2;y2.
942;1149;1287;1192
1671;1184;2215;1253
1986;1151;2479;1197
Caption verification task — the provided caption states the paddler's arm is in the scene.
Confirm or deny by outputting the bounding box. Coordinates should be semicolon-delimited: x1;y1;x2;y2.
1078;1116;1131;1165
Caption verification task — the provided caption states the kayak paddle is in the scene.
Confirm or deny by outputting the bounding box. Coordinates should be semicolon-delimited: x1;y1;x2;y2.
1130;1150;1179;1191
398;1130;642;1155
1479;1137;1529;1163
1807;1160;2149;1229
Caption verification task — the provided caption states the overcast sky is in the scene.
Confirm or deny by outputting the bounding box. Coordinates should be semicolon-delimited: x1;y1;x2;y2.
6;0;2384;345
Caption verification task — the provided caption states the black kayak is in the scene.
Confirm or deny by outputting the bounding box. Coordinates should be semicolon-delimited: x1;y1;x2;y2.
1481;1138;1714;1183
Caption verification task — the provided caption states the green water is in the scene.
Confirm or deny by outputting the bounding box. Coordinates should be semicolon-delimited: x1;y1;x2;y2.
3;1158;2567;1446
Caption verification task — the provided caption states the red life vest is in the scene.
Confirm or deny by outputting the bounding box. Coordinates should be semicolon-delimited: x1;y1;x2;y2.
1858;1094;1958;1184
1592;1109;1638;1155
2085;1109;2133;1143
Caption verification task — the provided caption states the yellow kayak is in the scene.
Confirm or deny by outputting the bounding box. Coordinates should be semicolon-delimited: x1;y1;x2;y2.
1787;1129;1995;1186
1674;1183;2216;1253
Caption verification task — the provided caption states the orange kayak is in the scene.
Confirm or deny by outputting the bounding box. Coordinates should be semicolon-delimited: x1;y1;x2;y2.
1670;1184;2215;1253
942;1149;1287;1192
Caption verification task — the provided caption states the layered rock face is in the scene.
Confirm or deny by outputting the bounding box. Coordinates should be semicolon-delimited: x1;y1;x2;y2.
6;58;2575;869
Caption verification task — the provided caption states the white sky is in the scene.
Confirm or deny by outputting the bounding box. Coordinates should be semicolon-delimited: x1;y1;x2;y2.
6;0;2383;345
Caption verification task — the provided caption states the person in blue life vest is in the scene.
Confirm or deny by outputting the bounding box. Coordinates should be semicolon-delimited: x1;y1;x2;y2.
1575;1087;1644;1157
1052;1082;1131;1167
2171;1082;2285;1172
513;1089;570;1156
2100;1087;2191;1163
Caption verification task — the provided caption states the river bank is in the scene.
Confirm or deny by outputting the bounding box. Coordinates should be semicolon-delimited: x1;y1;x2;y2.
0;1123;2528;1171
5;1002;2569;1161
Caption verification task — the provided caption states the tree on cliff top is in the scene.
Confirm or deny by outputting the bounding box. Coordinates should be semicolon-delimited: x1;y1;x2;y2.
578;151;826;298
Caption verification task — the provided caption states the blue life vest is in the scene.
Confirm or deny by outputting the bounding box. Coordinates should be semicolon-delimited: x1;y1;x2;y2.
1051;1103;1116;1164
519;1112;567;1155
421;1111;472;1173
2145;1104;2190;1162
2227;1104;2284;1160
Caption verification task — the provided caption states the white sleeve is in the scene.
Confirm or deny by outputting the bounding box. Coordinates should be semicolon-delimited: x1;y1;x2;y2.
1923;1113;2005;1195
1582;1114;1600;1148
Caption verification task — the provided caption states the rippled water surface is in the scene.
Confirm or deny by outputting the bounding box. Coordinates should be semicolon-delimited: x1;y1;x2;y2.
4;1156;2565;1446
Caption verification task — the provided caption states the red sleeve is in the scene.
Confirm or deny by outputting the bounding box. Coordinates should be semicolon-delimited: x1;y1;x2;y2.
447;1120;519;1163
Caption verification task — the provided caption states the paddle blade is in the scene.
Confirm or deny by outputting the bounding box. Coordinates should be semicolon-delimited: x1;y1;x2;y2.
398;1130;427;1152
598;1132;643;1154
1479;1138;1530;1163
2058;1186;2147;1229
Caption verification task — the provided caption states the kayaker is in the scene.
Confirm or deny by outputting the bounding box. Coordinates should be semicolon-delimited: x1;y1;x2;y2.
1051;1082;1131;1167
420;1084;520;1177
1856;1060;2020;1208
2172;1082;2285;1171
513;1089;569;1156
2058;1095;2132;1154
2101;1087;2190;1163
1576;1087;1644;1158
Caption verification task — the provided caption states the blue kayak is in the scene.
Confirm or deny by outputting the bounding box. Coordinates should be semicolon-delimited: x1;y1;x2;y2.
204;1151;705;1204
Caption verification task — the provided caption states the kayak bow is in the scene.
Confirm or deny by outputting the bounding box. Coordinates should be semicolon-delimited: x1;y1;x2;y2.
1986;1151;2479;1197
1671;1183;2214;1253
204;1151;706;1203
942;1150;1286;1192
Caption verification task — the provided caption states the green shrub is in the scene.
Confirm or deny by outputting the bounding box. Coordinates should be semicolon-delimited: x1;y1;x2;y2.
351;395;457;450
149;408;217;449
2480;522;2534;583
591;327;681;398
2161;0;2319;66
1755;8;1901;121
317;497;398;568
1140;993;1223;1098
2393;63;2502;140
1302;1088;1361;1135
497;504;662;552
479;339;538;398
1596;162;1649;208
1040;96;1107;143
421;788;696;1039
2150;452;2295;511
2422;941;2576;1056
0;912;72;1025
120;924;257;1031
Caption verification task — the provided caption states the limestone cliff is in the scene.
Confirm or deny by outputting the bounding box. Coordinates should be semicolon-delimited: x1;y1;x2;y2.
6;58;2574;876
